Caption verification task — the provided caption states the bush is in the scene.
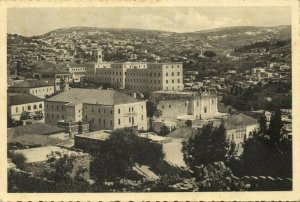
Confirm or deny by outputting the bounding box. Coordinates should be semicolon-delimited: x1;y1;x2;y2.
9;152;27;170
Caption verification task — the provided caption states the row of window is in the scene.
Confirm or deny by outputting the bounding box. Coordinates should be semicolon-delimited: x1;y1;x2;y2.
86;115;143;127
165;79;181;84
94;71;181;77
15;104;43;113
31;88;53;94
165;72;180;77
46;113;65;120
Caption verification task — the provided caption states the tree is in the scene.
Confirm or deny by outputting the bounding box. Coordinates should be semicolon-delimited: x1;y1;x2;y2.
90;128;164;182
182;123;234;169
8;151;27;170
237;109;292;178
46;151;77;183
159;125;170;136
154;109;163;118
267;108;284;144
20;111;31;120
259;112;268;135
32;111;44;120
146;101;157;118
203;51;216;58
7;116;23;128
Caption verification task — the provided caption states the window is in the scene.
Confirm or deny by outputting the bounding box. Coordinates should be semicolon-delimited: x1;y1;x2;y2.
178;79;180;83
92;118;94;123
118;119;121;125
39;104;43;109
166;80;168;84
47;104;48;109
92;108;94;112
98;109;101;113
129;108;131;112
172;79;174;83
197;101;199;106
172;72;174;76
177;72;180;76
166;73;168;76
132;107;134;111
141;105;143;110
57;106;59;110
141;115;144;120
204;107;207;113
16;107;18;113
129;117;131;123
111;110;113;114
169;105;171;108
110;120;113;126
211;99;214;105
28;106;31;110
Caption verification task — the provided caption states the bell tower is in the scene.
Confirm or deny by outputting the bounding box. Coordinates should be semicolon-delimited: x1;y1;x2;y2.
93;49;103;63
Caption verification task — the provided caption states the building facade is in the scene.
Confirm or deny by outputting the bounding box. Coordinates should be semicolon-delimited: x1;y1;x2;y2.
156;94;218;121
45;88;147;132
36;69;70;92
85;50;184;93
68;66;86;83
8;94;45;121
8;79;55;98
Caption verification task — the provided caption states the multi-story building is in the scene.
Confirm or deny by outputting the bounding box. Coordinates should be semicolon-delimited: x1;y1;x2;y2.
8;79;55;98
37;69;70;92
85;50;184;92
68;65;86;83
45;88;147;131
8;94;45;121
156;93;219;121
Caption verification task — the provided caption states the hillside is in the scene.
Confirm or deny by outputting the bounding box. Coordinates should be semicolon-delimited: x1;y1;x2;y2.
35;25;290;54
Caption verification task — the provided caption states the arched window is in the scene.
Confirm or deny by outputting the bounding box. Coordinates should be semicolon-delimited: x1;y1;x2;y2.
28;106;31;110
39;104;43;109
33;105;37;110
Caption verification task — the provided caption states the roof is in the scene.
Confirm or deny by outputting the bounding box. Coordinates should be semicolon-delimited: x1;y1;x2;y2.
8;134;66;147
224;114;258;130
39;68;69;74
8;94;43;106
8;79;53;88
7;123;64;140
167;127;198;139
75;130;111;141
47;88;142;105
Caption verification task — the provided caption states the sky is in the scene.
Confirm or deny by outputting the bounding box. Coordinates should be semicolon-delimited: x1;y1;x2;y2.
7;7;291;36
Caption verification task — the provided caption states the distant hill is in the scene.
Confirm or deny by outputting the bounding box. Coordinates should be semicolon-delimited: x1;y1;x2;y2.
8;25;291;57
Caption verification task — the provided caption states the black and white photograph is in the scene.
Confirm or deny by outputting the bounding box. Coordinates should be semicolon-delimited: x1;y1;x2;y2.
1;0;299;200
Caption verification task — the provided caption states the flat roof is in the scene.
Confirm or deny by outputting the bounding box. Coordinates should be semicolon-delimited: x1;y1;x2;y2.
75;130;111;141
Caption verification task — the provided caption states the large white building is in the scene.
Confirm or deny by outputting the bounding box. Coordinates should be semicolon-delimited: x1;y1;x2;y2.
45;88;147;131
85;50;184;93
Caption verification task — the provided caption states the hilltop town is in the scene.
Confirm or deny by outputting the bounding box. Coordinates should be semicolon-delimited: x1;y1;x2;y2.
7;25;292;192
